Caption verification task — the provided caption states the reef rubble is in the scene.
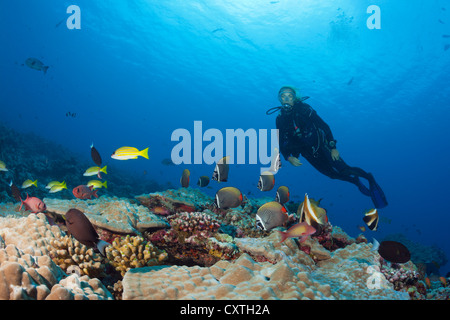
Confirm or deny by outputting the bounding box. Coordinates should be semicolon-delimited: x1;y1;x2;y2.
0;188;448;300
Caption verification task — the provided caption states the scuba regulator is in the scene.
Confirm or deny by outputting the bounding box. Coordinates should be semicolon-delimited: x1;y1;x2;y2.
265;96;310;115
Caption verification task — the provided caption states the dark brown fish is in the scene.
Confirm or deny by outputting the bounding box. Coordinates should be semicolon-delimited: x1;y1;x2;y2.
378;240;411;263
180;169;190;187
9;181;22;202
197;175;210;187
65;208;109;255
90;143;102;166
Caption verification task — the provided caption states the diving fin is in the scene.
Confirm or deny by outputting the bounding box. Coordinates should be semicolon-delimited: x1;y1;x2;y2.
355;178;371;196
368;175;388;209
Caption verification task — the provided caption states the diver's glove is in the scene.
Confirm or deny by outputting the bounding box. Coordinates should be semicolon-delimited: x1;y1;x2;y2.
288;156;302;166
331;149;340;161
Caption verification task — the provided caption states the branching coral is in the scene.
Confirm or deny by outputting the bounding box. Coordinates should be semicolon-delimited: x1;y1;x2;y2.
148;211;238;266
47;234;106;278
105;235;168;276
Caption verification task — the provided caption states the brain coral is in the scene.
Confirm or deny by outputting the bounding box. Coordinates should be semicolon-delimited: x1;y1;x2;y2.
122;253;333;300
44;196;169;234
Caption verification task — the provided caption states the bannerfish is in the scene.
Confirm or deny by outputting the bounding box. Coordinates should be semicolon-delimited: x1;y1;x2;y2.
279;222;316;243
363;208;379;231
215;187;243;210
22;179;37;189
73;185;99;200
257;171;275;191
87;180;107;190
19;193;46;213
111;146;149;160
25;57;49;74
83;166;107;179
90;143;102;166
197;175;210;187
180;169;190;188
212;156;230;182
256;201;288;231
269;148;282;173
0;160;8;171
49;181;67;193
9;181;22;202
275;186;290;204
371;239;411;264
65;208;110;256
298;194;328;227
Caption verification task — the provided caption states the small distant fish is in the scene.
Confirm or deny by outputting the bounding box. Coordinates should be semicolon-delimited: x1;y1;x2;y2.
83;166;107;179
371;239;411;263
73;185;98;200
19;193;46;213
161;158;175;166
275;186;290;204
197;175;210;187
25;58;49;74
425;277;431;289
212;28;225;34
363;208;379;231
87;180;107;190
66;112;76;118
212;156;230;182
278;222;316;244
358;225;366;232
151;206;170;215
347;77;354;85
9;181;22;202
0;160;8;171
439;19;445;24
65;208;109;255
90;143;102;166
443;35;450;38
215;187;243;210
445;44;450;51
439;277;447;287
256;201;288;231
298;194;327;227
22;179;37;189
111;146;149;160
257;171;275;191
180;169;190;188
49;181;67;193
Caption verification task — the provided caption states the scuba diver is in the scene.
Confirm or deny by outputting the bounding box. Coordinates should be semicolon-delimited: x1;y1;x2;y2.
266;86;388;209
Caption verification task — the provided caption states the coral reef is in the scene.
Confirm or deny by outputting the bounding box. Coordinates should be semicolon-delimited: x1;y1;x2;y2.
47;234;106;278
105;235;168;276
44;196;170;234
0;183;448;300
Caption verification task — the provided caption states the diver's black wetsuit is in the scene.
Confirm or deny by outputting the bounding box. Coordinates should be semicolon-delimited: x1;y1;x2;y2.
276;100;387;207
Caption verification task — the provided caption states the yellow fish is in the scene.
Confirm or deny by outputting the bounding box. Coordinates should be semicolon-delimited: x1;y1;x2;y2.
87;180;108;190
83;166;107;178
22;179;37;189
49;181;67;193
0;160;8;172
111;146;149;160
46;180;64;189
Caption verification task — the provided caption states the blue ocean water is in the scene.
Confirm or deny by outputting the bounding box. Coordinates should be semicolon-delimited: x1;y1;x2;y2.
1;0;449;275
